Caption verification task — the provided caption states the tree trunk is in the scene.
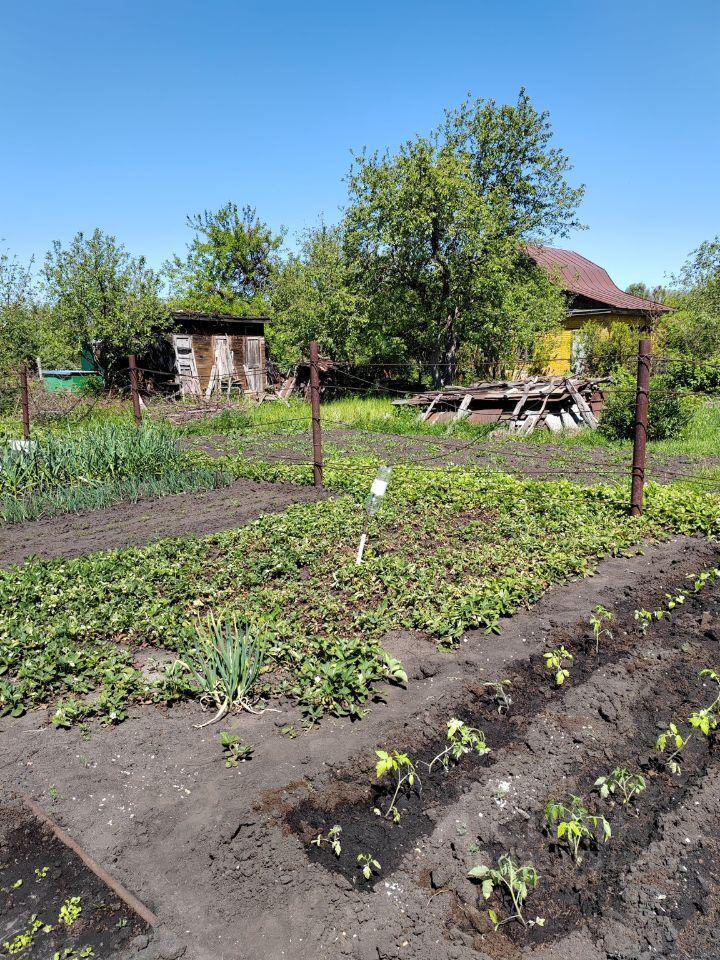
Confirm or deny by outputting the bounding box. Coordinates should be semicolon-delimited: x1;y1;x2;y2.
431;308;461;388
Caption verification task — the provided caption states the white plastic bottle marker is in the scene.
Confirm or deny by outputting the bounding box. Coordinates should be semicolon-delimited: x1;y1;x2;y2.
356;465;392;563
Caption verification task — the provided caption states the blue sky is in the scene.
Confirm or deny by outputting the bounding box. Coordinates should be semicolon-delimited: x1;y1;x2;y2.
1;0;718;288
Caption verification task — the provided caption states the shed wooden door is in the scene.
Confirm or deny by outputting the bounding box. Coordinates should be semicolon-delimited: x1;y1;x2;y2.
172;335;200;395
244;337;264;394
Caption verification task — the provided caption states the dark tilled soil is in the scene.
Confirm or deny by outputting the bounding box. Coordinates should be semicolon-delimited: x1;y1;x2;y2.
0;803;147;958
188;428;720;487
0;478;331;568
1;536;719;960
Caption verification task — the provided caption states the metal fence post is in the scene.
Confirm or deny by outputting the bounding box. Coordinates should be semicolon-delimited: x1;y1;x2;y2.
630;337;651;516
309;340;323;487
128;354;143;427
19;363;30;441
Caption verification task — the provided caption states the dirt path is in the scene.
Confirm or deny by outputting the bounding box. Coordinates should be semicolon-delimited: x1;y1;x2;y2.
0;478;331;568
1;536;718;960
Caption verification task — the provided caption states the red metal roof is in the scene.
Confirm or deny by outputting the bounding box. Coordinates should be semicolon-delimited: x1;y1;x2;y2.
526;246;671;314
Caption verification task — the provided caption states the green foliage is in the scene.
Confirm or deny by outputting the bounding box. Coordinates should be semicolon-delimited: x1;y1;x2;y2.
589;604;614;654
543;645;573;685
270;224;375;368
356;852;381;880
311;824;342;857
426;717;490;772
179;612;267;726
43;228;167;368
58;897;82;927
468;855;541;929
599;369;695;441
1;462;718;726
545;795;611;864
0;246;42;370
659;237;720;361
573;321;639;377
374;749;420;823
218;731;254;766
166;202;283;316
343;90;576;383
655;721;691;775
594;767;646;806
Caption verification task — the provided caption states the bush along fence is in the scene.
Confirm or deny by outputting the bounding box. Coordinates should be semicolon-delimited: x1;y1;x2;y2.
8;336;711;518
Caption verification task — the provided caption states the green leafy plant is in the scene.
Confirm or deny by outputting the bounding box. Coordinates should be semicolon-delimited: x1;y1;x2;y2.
690;568;720;593
595;767;646;806
311;824;342;857
656;721;691;775
374;749;420;823
634;608;663;635
468;855;542;929
543;646;573;686
356;852;381;880
34;866;49;880
426;718;490;773
657;669;720;774
545;795;611;864
589;604;614;654
218;731;254;766
58;896;82;927
180;612;267;727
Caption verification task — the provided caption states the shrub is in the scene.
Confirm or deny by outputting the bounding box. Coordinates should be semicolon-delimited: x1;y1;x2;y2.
599;369;695;441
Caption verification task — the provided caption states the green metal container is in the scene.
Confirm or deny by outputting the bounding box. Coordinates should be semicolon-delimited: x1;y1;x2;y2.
41;370;95;393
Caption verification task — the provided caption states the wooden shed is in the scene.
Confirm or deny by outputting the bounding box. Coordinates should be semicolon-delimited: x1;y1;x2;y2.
166;310;268;397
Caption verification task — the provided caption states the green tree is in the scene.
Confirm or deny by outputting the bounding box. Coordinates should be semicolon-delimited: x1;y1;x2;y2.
0;246;40;370
343;90;582;384
270;224;382;368
43;229;167;371
166;202;283;315
660;237;720;357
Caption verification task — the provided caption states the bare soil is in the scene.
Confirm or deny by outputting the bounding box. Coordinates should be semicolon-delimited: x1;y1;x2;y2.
1;536;719;959
0;478;330;568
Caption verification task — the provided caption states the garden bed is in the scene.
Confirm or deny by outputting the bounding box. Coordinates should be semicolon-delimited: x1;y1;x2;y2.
0;478;330;567
1;536;719;959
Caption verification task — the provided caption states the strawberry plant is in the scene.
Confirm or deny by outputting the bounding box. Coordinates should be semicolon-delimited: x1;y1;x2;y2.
545;795;611;863
468;855;542;929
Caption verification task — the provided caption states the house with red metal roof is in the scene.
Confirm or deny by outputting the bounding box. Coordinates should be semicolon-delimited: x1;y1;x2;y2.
526;246;671;373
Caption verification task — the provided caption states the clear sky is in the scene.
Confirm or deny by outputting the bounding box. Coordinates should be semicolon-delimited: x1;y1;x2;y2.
1;0;718;288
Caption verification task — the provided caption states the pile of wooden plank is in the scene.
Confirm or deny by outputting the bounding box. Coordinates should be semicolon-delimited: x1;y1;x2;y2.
394;376;610;434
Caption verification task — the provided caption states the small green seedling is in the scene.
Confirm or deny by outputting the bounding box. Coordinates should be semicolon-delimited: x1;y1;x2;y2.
483;680;513;714
690;568;720;593
34;866;49;880
665;592;686;611
426;718;490;773
543;646;573;686
374;749;420;823
468;855;542;929
311;824;342;857
58;897;82;927
656;722;691;775
48;785;59;802
595;767;646;807
589;605;614;654
357;853;381;880
634;608;663;635
688;668;720;737
218;731;253;767
545;795;611;864
11;879;22;890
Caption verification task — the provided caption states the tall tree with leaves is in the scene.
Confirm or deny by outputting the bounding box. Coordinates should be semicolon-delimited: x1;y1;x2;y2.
0;246;41;370
660;237;720;358
270;224;387;367
166;202;283;315
43;229;167;372
343;90;582;384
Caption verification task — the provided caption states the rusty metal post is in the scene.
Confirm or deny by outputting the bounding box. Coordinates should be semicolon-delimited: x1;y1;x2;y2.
19;363;30;441
128;354;142;427
630;337;651;516
309;340;323;487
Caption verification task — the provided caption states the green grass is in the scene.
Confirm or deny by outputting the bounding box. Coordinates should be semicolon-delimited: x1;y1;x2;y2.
1;459;718;727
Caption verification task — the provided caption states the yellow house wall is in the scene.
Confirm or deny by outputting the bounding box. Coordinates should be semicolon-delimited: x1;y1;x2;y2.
545;314;643;375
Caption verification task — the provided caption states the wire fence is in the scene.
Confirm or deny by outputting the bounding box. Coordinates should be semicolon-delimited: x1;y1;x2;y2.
4;341;720;511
